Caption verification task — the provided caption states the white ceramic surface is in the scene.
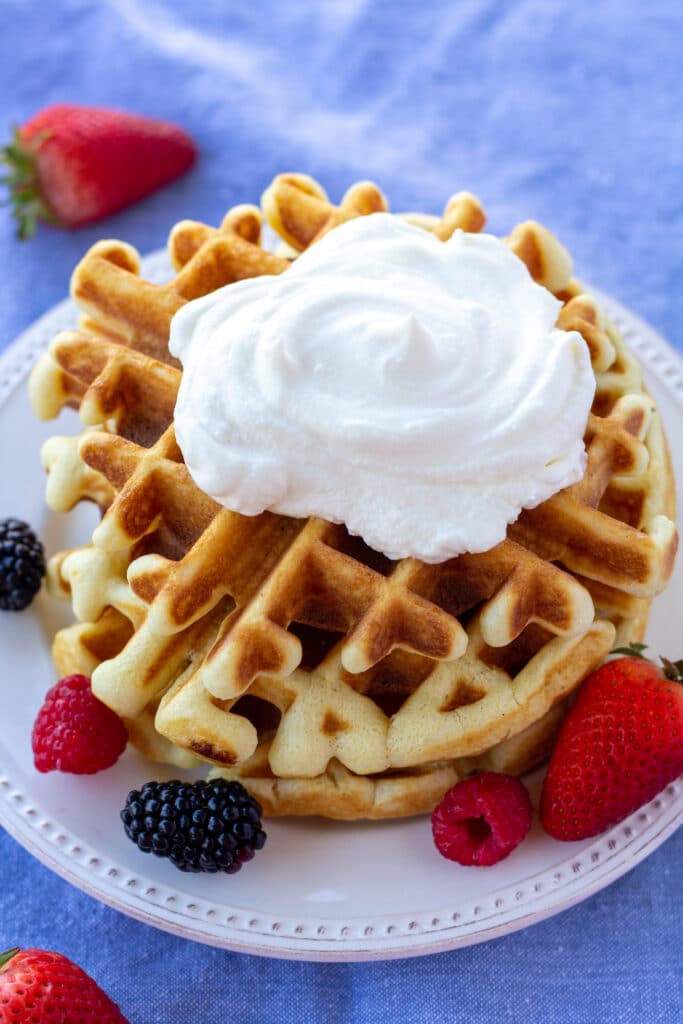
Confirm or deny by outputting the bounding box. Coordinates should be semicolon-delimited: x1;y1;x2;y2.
0;260;681;961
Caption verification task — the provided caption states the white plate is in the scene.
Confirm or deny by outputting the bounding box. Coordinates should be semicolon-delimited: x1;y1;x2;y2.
0;260;681;961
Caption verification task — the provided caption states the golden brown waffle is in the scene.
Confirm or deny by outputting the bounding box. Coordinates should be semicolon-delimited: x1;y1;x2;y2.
208;694;591;820
30;175;677;818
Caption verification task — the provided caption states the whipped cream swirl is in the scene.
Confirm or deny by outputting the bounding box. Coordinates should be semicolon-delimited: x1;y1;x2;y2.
170;214;595;562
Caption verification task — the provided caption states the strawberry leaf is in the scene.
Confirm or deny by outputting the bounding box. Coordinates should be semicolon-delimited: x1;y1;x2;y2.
610;642;649;660
659;656;683;683
0;947;20;970
1;127;59;239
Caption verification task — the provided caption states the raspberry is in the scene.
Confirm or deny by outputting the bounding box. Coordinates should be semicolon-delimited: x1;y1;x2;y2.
121;778;266;874
431;772;532;867
31;674;128;774
0;517;46;611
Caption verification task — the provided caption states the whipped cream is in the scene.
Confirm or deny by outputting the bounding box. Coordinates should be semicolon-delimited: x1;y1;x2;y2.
169;214;595;562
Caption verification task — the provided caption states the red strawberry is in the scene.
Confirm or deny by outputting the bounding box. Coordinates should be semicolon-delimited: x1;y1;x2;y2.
1;103;196;238
32;674;128;775
0;946;128;1022
541;646;683;841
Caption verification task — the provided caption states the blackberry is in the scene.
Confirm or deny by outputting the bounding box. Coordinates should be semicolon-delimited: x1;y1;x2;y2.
121;778;267;874
0;518;46;611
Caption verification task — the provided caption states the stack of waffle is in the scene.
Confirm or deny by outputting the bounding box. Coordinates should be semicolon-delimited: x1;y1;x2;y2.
29;174;678;818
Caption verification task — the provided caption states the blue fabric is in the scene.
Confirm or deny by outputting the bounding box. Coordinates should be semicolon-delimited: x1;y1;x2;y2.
1;2;681;1021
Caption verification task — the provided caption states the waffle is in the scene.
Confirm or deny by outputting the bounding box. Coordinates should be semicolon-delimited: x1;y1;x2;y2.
30;175;678;818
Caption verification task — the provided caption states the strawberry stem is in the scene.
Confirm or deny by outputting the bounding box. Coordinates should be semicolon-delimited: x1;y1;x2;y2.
1;127;59;239
0;947;20;970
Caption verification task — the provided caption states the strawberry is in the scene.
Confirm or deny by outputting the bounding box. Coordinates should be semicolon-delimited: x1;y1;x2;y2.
1;103;196;238
540;645;683;841
0;946;129;1022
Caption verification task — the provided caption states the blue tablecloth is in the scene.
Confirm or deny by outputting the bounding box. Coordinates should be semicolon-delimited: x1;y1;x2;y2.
1;3;681;1021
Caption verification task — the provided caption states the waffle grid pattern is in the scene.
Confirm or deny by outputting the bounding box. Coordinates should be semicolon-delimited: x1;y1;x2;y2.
30;174;677;817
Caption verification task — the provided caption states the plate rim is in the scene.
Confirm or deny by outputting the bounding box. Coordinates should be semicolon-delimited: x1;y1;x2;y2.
0;263;681;961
